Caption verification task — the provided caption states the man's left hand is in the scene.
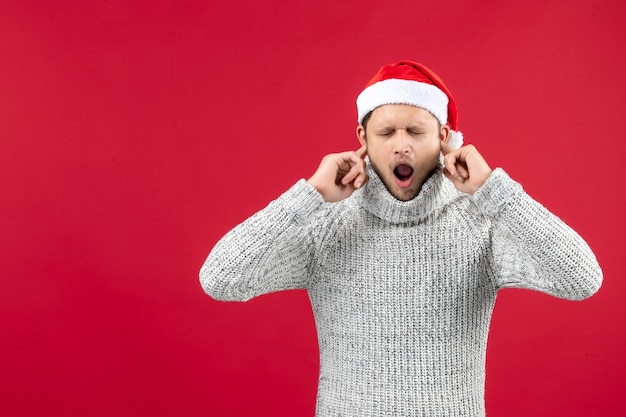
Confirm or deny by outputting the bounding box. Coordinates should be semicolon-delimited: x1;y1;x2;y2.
440;141;492;195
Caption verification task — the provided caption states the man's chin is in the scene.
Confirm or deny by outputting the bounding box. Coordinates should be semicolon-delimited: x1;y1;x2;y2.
390;187;420;202
383;168;439;202
380;178;420;201
370;160;434;201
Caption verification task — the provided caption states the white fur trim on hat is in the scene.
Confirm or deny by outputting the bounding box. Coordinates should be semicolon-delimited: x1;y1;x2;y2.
357;78;449;125
440;130;464;165
447;130;463;150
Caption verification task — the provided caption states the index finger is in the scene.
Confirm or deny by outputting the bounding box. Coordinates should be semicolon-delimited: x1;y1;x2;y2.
355;144;367;158
440;140;454;155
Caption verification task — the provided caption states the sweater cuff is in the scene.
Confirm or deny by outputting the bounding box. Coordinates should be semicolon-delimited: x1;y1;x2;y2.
472;168;524;217
277;179;325;221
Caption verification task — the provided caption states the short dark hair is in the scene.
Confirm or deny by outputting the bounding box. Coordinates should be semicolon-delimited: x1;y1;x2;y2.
361;111;373;134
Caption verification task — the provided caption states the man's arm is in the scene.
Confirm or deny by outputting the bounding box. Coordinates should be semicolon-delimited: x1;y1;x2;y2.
441;140;602;299
200;145;368;302
475;169;602;300
200;179;324;301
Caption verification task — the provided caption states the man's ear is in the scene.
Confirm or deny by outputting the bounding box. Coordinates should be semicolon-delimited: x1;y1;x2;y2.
439;124;450;144
356;125;367;147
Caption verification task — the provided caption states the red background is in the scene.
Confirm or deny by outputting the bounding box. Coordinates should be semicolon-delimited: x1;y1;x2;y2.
1;1;624;416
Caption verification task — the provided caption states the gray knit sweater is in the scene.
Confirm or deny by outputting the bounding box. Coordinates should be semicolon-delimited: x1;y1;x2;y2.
200;164;602;416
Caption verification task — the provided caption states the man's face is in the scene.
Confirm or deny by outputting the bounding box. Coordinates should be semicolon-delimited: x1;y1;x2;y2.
357;104;449;201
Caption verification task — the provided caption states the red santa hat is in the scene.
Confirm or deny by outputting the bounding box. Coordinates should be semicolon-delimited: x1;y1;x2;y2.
356;61;463;149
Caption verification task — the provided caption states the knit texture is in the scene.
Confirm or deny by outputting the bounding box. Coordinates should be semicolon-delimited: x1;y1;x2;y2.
200;164;602;416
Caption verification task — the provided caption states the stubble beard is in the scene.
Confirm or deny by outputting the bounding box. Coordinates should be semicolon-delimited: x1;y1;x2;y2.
369;155;440;202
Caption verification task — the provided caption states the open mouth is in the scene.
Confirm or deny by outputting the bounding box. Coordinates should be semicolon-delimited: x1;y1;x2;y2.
394;163;414;182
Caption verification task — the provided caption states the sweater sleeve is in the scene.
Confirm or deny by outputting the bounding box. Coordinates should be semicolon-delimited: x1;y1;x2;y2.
473;169;602;300
200;179;325;302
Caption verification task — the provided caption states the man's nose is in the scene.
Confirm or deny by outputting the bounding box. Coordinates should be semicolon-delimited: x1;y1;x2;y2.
393;130;411;154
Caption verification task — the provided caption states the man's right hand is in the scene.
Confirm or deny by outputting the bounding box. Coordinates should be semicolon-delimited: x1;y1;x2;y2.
307;145;368;202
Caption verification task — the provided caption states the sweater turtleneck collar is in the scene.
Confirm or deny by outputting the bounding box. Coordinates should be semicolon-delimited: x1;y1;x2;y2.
358;160;458;224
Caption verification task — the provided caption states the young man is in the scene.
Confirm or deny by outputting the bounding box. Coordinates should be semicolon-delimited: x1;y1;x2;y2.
200;61;602;416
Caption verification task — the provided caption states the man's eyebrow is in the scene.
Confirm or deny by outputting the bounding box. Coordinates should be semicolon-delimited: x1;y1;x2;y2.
375;123;427;131
407;121;428;129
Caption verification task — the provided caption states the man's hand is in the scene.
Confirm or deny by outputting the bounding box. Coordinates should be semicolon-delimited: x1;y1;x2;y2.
441;141;492;195
307;145;368;202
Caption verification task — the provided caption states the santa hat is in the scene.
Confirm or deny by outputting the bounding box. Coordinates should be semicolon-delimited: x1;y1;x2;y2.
356;61;463;149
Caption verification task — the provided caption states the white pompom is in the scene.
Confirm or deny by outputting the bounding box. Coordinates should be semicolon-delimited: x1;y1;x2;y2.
447;130;464;150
